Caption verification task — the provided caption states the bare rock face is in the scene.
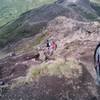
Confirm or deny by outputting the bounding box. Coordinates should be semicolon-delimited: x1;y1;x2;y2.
46;16;100;42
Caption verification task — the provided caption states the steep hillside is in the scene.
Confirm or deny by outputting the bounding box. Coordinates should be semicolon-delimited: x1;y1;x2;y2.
0;0;100;48
0;0;99;27
0;0;55;27
0;16;100;100
0;0;100;100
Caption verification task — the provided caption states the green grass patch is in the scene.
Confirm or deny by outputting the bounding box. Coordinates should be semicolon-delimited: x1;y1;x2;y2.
32;67;41;77
10;33;47;54
29;58;82;78
33;32;47;46
0;0;56;27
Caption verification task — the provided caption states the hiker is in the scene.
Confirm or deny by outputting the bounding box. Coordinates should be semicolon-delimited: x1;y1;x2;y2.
49;40;57;55
94;43;100;85
46;40;51;50
51;41;57;50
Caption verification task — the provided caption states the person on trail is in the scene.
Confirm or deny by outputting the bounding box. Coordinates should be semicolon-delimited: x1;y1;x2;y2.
51;41;57;50
46;40;51;50
49;40;57;56
94;43;100;85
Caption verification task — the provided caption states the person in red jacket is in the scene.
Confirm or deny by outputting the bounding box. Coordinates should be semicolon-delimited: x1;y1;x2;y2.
51;41;57;50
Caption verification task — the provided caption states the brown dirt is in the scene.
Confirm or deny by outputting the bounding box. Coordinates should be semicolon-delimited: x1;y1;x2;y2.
0;40;100;100
0;74;97;100
0;50;41;83
1;16;100;99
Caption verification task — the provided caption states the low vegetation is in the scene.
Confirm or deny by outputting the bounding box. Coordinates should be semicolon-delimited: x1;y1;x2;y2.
9;58;83;89
27;58;82;81
91;2;100;16
0;0;56;27
33;32;47;46
13;32;48;54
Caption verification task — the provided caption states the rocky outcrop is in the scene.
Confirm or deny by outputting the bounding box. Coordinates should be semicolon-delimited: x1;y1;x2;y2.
46;16;100;42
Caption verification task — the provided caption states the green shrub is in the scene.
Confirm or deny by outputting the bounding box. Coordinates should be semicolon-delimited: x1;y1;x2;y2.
30;58;81;78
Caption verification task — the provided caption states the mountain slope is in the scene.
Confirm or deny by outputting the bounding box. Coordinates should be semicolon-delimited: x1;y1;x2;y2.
0;0;100;27
0;0;100;48
0;16;100;100
0;0;55;27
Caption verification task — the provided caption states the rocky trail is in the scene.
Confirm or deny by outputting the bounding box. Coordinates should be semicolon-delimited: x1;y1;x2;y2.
0;16;100;100
0;39;100;100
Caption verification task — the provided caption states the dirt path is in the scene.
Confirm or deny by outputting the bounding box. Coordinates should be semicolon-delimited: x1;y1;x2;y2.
0;39;100;100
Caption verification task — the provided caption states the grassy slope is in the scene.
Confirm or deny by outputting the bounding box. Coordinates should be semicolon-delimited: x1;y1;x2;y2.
0;0;98;27
0;0;55;27
0;0;100;48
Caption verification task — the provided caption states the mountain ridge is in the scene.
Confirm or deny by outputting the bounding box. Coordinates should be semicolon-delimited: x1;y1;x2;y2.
0;0;100;27
0;0;100;48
